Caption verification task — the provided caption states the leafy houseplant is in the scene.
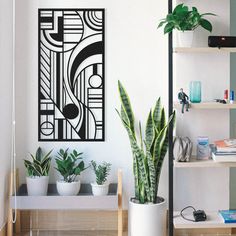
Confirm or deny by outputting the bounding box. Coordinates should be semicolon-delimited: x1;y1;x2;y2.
90;160;111;196
55;148;87;196
117;81;175;236
158;4;216;47
24;147;52;196
158;4;216;34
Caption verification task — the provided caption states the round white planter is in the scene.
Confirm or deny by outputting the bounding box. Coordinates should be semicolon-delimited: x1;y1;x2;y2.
91;182;109;196
178;31;194;47
128;197;167;236
56;180;81;196
26;176;49;196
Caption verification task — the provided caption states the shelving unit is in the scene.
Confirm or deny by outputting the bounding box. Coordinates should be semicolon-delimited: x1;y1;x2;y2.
168;1;236;236
174;47;236;53
174;101;236;109
174;158;236;168
174;211;236;229
8;170;123;236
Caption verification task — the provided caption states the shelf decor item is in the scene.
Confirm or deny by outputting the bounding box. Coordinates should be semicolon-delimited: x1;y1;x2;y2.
55;148;87;196
24;147;52;196
117;81;175;236
190;81;201;103
90;160;111;196
158;4;216;47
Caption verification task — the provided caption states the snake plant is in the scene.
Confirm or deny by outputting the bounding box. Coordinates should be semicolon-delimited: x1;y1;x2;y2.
117;81;175;204
24;147;52;177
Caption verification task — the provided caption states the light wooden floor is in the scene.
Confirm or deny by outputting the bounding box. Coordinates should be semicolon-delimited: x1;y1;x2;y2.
14;231;128;236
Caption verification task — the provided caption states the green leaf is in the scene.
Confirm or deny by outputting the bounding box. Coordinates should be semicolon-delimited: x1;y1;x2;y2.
199;18;212;32
157;20;166;29
35;147;42;161
164;23;174;34
153;98;162;131
145;110;154;149
118;81;135;135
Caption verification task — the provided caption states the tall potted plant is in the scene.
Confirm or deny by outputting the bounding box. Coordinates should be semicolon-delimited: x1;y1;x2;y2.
117;81;175;236
24;147;52;196
158;3;216;47
55;148;88;196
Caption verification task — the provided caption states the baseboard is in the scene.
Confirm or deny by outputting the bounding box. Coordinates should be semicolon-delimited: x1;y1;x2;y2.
0;223;6;236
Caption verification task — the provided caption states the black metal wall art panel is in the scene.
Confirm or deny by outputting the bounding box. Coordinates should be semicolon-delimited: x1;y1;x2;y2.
38;9;105;141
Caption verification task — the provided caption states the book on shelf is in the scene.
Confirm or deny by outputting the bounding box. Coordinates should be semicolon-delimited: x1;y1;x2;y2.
210;145;236;162
214;139;236;152
219;210;236;223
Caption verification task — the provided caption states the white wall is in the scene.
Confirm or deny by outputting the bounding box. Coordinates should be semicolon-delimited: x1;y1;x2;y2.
15;0;169;208
0;0;13;229
174;0;231;211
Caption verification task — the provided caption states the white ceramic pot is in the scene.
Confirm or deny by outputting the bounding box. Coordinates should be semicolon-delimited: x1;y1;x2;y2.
56;180;81;196
26;176;49;196
91;182;109;196
128;197;166;236
178;31;194;47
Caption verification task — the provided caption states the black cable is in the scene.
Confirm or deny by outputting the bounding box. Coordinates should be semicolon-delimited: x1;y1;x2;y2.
180;206;196;222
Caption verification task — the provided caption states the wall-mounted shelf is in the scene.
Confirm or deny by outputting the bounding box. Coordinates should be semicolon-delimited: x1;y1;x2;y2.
174;158;236;168
174;211;236;229
174;102;236;110
174;47;236;53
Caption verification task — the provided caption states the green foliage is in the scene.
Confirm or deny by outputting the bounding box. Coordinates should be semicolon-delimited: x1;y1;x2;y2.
117;81;175;204
91;160;111;185
158;3;216;34
24;147;52;177
55;148;87;183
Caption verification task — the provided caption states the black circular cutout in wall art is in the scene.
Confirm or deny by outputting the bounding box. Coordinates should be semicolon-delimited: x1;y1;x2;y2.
63;104;79;119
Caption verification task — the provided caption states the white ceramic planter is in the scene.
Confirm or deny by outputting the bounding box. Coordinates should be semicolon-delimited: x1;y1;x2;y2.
91;182;109;196
128;197;166;236
178;31;194;47
56;180;81;196
26;176;49;196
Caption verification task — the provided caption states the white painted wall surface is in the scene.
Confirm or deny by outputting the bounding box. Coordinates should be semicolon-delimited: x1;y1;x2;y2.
174;0;231;211
0;0;13;228
15;0;169;208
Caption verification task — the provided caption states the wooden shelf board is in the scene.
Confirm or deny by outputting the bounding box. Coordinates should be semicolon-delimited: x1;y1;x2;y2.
174;47;236;53
174;158;236;168
174;102;236;110
174;211;236;229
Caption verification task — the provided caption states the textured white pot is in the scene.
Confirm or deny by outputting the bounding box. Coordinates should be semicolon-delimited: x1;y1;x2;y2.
91;182;109;196
128;197;166;236
56;180;81;196
178;31;194;47
26;176;49;196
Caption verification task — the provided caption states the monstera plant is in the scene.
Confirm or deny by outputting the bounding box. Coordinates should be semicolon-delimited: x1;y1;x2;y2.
117;81;175;236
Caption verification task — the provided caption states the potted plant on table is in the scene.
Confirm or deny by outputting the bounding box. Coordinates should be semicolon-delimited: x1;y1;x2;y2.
90;160;111;196
117;81;175;236
158;3;216;47
24;147;52;196
55;148;88;196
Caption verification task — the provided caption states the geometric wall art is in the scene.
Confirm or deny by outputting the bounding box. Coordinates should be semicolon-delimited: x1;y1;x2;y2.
38;9;105;141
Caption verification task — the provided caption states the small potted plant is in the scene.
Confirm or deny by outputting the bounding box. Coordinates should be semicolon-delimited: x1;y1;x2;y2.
24;147;52;196
55;148;87;196
90;160;111;196
158;3;216;47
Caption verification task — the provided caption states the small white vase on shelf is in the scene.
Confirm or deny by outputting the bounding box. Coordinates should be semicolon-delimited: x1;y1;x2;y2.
91;182;109;196
178;30;194;47
26;176;49;196
56;180;81;196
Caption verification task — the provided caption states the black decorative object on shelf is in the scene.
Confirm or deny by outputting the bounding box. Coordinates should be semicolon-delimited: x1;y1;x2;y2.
38;9;105;141
208;36;236;48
